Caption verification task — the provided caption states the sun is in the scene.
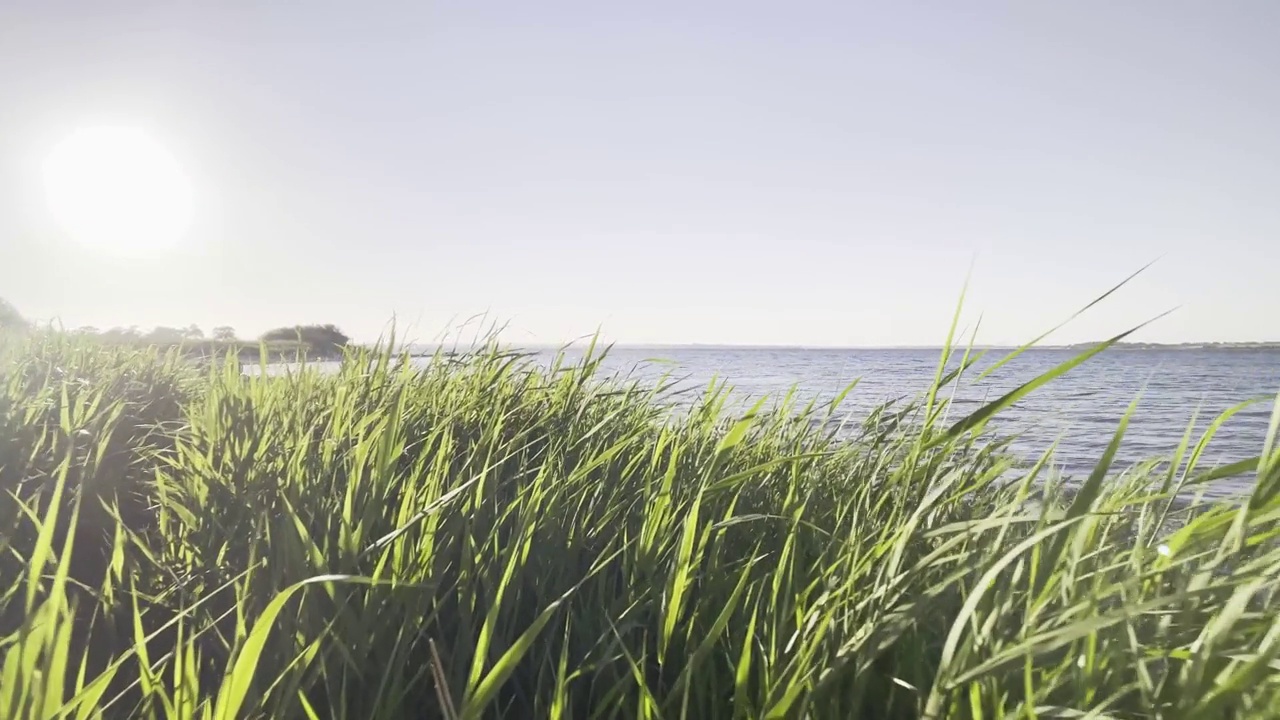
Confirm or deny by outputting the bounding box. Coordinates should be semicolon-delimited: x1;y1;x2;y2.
42;126;194;255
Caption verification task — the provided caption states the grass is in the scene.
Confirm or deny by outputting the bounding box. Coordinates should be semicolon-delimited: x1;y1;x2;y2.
1;323;1279;719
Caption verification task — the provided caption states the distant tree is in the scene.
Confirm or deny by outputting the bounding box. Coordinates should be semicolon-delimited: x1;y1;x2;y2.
101;327;141;342
261;324;350;355
143;326;187;344
184;324;204;340
0;297;26;330
74;326;100;335
212;326;237;341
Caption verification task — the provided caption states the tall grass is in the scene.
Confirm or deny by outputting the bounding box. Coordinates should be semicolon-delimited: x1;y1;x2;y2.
1;325;1278;718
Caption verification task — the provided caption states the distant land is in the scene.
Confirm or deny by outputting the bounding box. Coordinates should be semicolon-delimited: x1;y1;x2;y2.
1058;341;1280;351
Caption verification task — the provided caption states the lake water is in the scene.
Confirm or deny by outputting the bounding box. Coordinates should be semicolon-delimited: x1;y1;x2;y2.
528;346;1279;498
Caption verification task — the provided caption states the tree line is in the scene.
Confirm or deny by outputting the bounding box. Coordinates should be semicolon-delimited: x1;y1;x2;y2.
1;298;350;355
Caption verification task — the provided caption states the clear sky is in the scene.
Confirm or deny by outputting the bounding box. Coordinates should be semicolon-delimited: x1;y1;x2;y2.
1;1;1277;346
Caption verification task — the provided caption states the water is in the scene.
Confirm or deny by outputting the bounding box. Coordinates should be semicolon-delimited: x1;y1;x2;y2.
529;346;1280;498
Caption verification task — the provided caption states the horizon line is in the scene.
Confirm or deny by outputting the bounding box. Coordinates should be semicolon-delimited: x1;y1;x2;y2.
407;339;1280;351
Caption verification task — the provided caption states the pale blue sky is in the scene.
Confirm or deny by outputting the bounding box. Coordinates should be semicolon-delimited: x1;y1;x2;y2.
1;1;1277;346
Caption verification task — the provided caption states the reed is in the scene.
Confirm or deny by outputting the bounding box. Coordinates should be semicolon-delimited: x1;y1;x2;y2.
1;321;1277;718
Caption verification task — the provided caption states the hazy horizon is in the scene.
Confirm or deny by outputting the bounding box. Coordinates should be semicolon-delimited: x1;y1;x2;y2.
429;335;1280;352
3;2;1278;346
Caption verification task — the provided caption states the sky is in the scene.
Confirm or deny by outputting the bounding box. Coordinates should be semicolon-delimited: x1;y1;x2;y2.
1;1;1278;347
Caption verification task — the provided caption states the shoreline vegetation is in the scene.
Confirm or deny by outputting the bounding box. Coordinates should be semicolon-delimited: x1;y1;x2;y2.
0;304;352;361
2;303;1280;717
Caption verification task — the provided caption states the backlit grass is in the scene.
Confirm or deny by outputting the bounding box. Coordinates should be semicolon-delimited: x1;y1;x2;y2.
1;325;1278;719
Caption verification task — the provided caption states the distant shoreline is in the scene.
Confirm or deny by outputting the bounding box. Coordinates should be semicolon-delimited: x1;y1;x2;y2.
1057;342;1280;351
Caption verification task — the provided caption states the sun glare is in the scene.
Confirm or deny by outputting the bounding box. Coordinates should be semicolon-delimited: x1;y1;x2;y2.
42;126;194;256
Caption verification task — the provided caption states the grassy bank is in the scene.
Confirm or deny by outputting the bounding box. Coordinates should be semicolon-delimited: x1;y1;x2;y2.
1;329;1279;719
